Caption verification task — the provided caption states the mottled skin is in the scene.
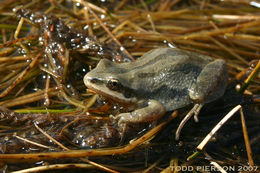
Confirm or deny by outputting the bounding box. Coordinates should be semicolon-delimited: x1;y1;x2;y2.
84;48;228;139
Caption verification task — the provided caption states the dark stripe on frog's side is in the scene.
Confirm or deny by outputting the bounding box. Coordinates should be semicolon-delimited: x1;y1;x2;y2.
148;86;188;101
135;85;192;111
131;63;202;86
137;72;156;78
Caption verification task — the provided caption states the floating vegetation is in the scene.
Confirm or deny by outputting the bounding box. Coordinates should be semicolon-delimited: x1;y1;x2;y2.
0;0;259;172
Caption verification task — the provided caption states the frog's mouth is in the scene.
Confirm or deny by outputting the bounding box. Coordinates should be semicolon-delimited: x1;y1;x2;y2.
84;78;137;105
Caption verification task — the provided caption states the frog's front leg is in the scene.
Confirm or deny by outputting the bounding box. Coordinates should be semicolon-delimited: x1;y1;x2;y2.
176;59;227;140
113;99;166;127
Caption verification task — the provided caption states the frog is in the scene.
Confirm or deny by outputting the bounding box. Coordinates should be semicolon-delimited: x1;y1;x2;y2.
84;47;228;140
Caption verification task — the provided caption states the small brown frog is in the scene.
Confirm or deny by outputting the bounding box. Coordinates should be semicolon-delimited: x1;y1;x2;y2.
84;48;228;140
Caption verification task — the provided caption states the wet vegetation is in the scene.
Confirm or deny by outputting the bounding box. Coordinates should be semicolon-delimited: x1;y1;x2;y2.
0;0;259;172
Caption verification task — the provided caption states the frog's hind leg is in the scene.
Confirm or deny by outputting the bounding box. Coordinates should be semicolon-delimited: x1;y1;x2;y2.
188;59;227;104
175;103;203;140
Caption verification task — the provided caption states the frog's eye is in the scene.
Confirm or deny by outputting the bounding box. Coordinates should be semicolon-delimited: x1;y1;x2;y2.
107;79;120;91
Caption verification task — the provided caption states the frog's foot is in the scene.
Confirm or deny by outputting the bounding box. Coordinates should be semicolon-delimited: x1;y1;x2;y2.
109;114;128;129
175;103;203;140
109;114;128;144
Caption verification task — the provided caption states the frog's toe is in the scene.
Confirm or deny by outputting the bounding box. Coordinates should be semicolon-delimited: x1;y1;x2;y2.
109;114;122;125
117;113;130;127
175;103;203;140
109;114;116;121
193;104;203;122
109;113;128;128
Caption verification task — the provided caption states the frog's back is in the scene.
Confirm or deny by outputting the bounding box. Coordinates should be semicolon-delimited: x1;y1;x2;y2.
124;48;213;111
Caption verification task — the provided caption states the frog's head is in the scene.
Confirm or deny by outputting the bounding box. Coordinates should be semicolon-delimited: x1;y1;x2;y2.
84;59;138;104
